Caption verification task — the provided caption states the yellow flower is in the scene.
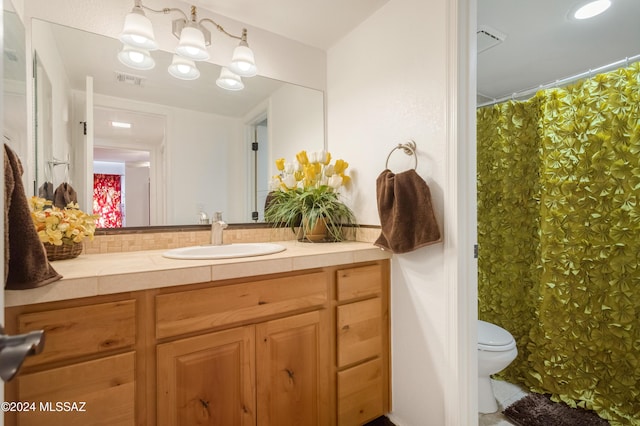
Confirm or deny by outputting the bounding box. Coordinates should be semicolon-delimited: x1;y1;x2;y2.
334;159;349;174
29;196;97;245
296;150;309;165
273;150;351;193
304;164;316;183
39;228;63;245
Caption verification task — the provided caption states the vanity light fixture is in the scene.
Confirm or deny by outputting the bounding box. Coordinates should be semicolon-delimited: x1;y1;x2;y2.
119;0;258;89
572;0;612;20
168;55;200;80
117;45;156;70
216;67;244;91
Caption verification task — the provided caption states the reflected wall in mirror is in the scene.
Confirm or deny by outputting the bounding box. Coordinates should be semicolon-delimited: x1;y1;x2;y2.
31;18;325;227
3;3;28;190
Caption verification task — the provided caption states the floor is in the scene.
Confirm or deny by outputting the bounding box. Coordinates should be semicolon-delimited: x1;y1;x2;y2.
479;379;530;426
366;379;528;426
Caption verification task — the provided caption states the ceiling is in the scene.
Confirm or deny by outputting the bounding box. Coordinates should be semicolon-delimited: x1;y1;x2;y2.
190;0;390;50
477;0;640;105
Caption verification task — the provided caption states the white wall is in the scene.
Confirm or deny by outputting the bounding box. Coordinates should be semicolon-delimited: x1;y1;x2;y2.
327;0;472;424
269;83;325;162
166;108;244;224
125;164;150;227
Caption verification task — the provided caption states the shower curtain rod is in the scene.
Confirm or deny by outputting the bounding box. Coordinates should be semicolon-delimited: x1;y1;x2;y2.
478;53;640;108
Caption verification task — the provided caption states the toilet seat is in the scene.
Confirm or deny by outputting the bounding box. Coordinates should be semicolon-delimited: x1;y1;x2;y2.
478;320;516;352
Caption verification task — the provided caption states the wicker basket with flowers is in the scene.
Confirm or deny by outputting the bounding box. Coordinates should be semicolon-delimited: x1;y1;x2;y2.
29;196;98;261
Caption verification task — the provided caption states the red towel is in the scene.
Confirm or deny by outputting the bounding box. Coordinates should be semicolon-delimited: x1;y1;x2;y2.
375;169;442;254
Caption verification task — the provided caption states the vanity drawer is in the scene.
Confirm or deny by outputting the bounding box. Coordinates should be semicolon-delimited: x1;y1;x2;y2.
18;300;136;367
156;272;328;339
337;298;382;367
337;357;384;426
336;265;382;302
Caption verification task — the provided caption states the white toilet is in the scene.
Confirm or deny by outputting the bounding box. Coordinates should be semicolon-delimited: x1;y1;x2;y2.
477;320;518;413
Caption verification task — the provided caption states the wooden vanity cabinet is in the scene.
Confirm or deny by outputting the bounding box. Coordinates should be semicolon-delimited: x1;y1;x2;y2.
5;259;390;426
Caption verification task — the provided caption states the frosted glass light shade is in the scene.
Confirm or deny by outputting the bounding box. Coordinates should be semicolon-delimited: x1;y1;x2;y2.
168;55;200;80
175;25;209;61
120;9;158;50
573;0;611;19
216;67;244;91
229;44;257;77
118;45;155;70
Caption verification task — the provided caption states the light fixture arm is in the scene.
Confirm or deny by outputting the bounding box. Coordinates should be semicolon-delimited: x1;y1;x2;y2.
199;18;246;42
129;2;249;45
136;0;189;21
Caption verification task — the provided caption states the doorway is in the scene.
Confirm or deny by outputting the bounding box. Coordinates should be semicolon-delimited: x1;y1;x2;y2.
246;112;269;222
93;148;150;227
92;106;165;226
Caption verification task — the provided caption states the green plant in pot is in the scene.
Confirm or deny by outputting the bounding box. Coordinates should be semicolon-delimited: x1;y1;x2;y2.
265;150;356;242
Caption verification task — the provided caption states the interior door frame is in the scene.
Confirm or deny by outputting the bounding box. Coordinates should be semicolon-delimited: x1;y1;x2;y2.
444;0;478;424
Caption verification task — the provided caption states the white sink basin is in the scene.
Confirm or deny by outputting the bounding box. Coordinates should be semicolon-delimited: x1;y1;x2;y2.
162;243;286;260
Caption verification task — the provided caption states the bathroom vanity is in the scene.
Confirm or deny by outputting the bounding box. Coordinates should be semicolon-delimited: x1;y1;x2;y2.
4;241;391;426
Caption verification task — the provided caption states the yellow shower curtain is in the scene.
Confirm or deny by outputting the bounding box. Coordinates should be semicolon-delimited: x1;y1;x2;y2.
477;62;640;425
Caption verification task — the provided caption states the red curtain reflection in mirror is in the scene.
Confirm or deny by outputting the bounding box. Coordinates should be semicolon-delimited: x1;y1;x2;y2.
93;173;123;228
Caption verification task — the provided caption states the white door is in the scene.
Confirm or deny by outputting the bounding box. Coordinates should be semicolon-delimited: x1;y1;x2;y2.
83;76;94;213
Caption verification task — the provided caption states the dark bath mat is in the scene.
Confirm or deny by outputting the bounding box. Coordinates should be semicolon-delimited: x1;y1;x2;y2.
364;415;396;426
504;392;610;426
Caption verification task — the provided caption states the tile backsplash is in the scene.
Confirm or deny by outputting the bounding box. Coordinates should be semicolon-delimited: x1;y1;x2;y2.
83;225;380;255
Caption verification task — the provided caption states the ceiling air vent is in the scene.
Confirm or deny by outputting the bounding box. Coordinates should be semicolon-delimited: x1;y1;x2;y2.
4;48;18;62
477;25;506;53
114;71;145;86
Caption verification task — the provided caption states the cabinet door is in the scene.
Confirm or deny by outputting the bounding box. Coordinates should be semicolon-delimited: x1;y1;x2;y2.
157;327;255;426
15;352;135;426
256;310;329;426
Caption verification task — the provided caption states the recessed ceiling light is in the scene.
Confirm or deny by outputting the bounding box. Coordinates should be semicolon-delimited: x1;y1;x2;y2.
572;0;611;20
111;121;132;129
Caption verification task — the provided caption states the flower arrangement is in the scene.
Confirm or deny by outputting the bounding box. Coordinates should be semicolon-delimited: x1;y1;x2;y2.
29;196;98;246
265;150;356;242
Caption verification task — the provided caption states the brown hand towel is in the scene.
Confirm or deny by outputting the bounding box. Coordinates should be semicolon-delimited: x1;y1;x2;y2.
4;144;62;289
375;169;442;254
53;182;78;209
38;181;54;201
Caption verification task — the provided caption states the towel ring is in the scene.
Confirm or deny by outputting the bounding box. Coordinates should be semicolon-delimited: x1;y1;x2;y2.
385;140;417;170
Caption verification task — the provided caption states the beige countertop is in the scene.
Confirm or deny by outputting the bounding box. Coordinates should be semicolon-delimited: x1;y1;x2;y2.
5;240;391;307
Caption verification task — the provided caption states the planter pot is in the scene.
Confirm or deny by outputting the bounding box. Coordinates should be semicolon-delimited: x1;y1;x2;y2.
302;217;327;242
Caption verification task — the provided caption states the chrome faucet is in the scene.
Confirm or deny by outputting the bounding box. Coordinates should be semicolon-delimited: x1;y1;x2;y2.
211;211;228;245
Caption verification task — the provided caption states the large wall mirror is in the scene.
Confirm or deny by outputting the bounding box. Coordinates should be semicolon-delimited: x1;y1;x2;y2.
30;18;325;227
